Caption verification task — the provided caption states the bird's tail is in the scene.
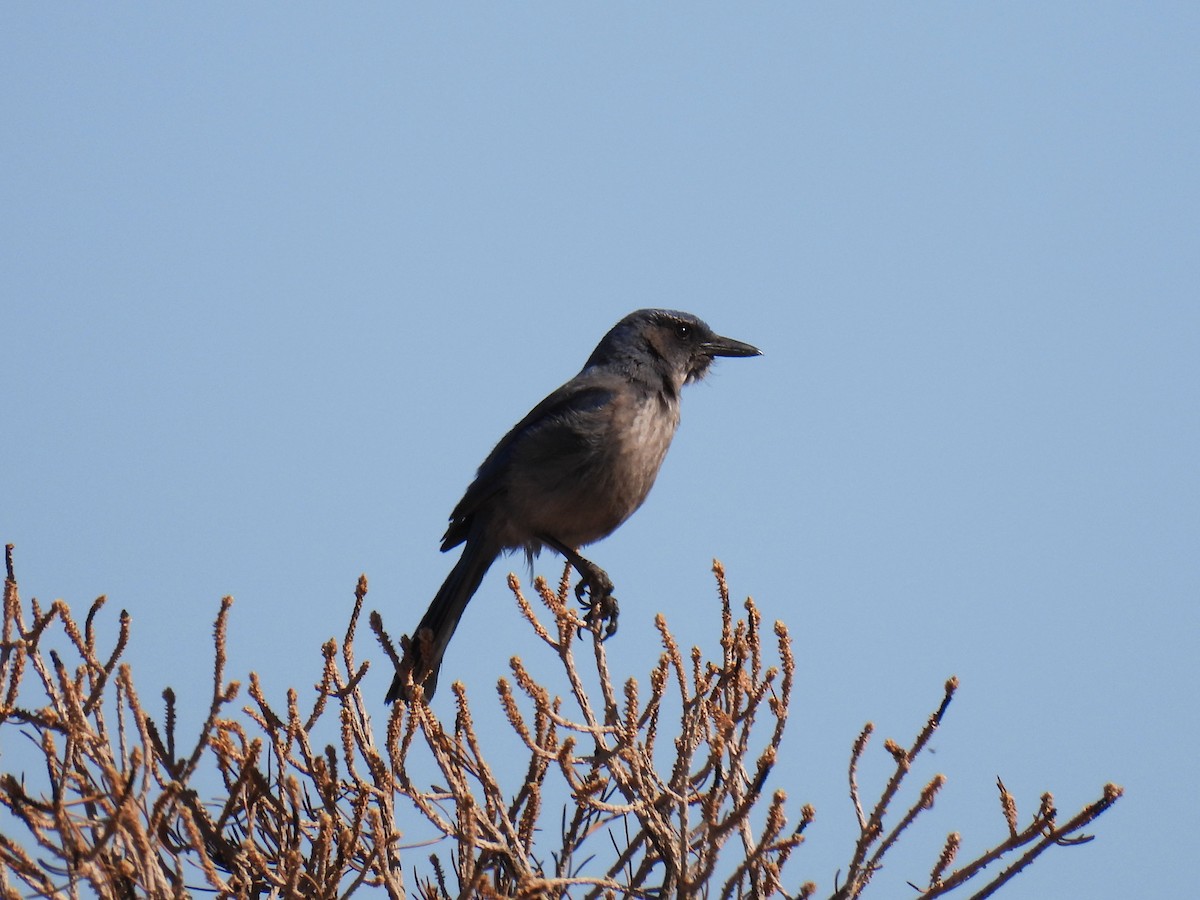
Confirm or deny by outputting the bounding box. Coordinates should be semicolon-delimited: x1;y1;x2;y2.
385;537;498;703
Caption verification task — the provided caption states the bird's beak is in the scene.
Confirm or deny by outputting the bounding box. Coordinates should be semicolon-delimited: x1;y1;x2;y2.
702;335;762;358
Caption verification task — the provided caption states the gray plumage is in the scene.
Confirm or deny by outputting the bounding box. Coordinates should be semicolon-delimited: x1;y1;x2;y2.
386;309;760;703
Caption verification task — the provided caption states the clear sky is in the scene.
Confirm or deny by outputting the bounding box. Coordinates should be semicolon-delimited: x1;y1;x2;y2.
4;5;1197;897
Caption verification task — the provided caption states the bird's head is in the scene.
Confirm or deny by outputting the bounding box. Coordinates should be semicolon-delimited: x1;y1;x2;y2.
587;309;761;389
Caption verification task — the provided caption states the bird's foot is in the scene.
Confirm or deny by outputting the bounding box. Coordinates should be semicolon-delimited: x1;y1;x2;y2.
575;562;619;640
581;592;620;640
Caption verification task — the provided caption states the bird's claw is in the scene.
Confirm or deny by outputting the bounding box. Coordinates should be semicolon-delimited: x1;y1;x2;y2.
581;592;620;641
575;564;619;641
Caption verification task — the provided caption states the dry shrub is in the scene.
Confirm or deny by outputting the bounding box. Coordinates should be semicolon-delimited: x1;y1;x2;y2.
0;545;1120;898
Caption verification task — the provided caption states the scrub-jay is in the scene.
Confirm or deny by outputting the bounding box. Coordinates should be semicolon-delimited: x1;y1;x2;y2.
386;309;760;702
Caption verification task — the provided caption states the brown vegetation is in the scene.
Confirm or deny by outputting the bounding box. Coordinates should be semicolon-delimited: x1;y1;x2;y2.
0;544;1120;898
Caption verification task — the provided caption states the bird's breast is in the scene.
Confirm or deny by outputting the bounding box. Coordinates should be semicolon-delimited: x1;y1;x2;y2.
612;392;680;485
575;391;681;541
501;390;681;549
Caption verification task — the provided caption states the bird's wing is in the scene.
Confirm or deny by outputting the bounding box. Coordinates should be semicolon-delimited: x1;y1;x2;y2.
440;376;616;551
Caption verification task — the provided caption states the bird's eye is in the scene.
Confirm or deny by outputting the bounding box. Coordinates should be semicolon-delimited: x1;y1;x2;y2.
674;323;692;340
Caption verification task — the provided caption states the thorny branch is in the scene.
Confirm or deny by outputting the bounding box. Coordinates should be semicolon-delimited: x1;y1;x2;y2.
832;677;1122;900
0;544;1121;898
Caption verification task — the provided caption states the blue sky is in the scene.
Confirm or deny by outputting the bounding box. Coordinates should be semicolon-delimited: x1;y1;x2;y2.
4;5;1197;897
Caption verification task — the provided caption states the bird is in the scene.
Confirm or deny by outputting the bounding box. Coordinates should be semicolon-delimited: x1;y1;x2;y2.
386;309;760;703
